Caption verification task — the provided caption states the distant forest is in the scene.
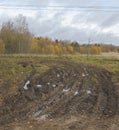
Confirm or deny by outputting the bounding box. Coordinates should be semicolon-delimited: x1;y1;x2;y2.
0;15;119;54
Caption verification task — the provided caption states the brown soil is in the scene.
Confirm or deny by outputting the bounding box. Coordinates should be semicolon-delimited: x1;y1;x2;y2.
0;60;118;129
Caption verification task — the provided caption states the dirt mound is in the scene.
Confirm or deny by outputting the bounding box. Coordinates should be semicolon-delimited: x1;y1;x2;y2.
0;60;118;125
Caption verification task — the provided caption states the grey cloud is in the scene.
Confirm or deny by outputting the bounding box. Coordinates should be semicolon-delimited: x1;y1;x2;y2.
72;11;119;32
0;0;119;45
100;13;119;28
27;11;62;36
72;12;113;27
52;0;101;6
1;0;51;6
26;9;119;45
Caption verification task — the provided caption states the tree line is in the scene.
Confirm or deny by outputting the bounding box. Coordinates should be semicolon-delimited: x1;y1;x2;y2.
0;15;119;55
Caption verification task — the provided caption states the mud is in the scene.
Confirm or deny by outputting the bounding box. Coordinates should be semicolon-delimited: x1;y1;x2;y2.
0;60;118;126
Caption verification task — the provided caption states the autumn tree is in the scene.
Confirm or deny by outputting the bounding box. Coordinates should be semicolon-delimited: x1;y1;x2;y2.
67;45;74;54
30;38;40;53
15;14;32;53
0;14;32;54
0;21;15;53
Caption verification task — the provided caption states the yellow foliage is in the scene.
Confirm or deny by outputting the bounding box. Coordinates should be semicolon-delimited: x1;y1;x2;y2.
80;46;102;55
90;46;102;54
31;38;40;53
54;45;61;55
67;45;74;54
47;45;55;54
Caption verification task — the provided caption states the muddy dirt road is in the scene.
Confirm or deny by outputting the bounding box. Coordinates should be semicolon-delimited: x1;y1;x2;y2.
0;60;119;130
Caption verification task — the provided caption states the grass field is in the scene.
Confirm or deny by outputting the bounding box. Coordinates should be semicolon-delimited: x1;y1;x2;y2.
1;53;119;78
0;53;119;85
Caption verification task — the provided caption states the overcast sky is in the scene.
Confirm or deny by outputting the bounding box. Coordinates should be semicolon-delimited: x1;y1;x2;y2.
0;0;119;45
